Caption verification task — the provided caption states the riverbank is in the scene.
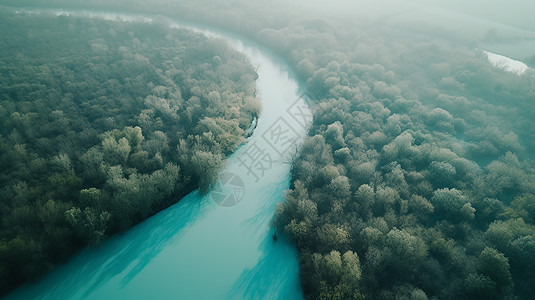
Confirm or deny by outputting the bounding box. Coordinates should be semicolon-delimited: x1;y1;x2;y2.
4;7;309;300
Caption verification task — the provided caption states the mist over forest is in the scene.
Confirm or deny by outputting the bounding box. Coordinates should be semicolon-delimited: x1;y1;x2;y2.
1;0;534;299
0;8;260;294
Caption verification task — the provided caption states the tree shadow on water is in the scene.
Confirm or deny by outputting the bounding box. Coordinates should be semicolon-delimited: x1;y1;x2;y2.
228;233;302;300
227;173;303;299
241;174;290;237
7;191;210;300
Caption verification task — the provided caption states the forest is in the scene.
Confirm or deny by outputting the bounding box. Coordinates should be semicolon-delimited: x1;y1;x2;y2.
161;1;535;299
259;9;535;300
0;9;260;295
272;23;535;298
1;0;535;299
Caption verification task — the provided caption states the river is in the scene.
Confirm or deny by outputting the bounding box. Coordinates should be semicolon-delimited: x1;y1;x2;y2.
482;50;529;75
5;8;311;300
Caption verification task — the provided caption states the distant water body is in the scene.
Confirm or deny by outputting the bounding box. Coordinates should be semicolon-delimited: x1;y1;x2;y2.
5;7;311;300
482;50;529;75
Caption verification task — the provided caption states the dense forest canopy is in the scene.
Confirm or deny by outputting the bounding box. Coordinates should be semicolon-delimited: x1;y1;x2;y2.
273;26;535;298
0;9;260;295
1;1;535;299
250;5;535;300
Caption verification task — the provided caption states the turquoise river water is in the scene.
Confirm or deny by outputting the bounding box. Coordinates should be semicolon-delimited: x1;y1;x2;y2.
5;8;311;300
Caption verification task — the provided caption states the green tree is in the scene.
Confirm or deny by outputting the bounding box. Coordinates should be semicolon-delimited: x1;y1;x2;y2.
65;207;111;245
431;188;474;222
312;250;364;300
464;273;496;300
384;228;428;273
477;247;513;290
190;150;223;194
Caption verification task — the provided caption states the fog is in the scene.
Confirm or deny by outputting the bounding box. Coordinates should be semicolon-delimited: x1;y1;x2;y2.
1;0;534;299
283;0;535;60
291;0;535;28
